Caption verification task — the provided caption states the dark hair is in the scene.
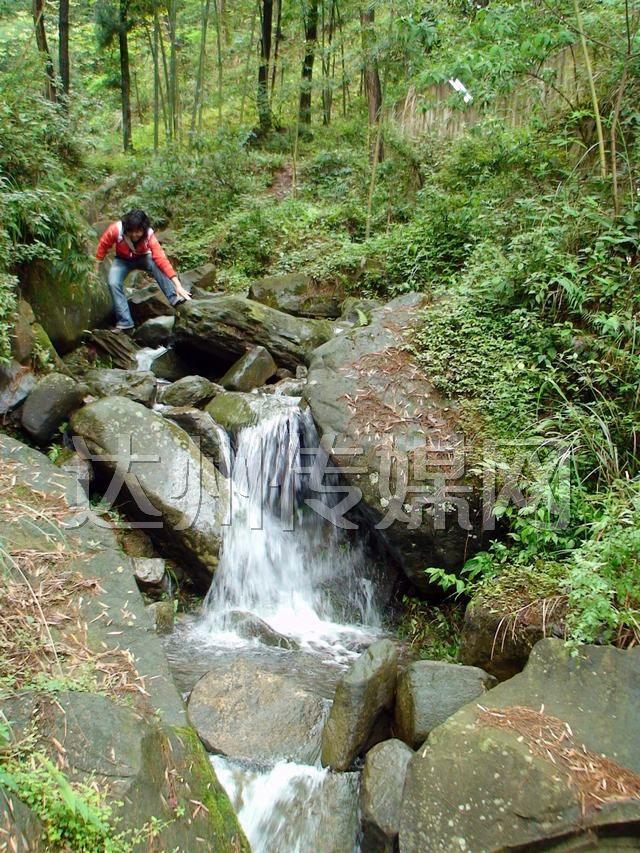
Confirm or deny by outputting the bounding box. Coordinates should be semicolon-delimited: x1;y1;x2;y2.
122;209;151;235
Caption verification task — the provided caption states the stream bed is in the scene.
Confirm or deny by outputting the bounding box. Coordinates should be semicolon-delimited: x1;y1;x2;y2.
163;396;391;851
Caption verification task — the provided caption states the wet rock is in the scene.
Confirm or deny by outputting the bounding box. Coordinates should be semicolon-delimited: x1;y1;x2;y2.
0;789;45;852
188;659;326;764
305;294;487;592
133;557;167;593
399;639;640;852
220;346;277;392
158;375;220;408
19;259;112;353
70;396;230;590
21;372;86;444
174;295;332;371
262;378;305;397
147;600;174;635
248;272;343;319
134;315;175;348
10;299;36;364
459;596;565;681
84;368;156;406
394;660;496;749
321;639;398;771
204;391;287;437
162;407;231;476
226;610;299;650
128;282;175;324
0;361;37;414
181;263;217;293
361;739;414;853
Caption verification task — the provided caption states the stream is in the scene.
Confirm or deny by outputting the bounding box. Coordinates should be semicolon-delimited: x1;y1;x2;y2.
162;389;389;852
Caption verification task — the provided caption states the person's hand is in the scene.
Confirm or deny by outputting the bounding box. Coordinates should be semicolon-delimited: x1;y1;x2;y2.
174;280;192;301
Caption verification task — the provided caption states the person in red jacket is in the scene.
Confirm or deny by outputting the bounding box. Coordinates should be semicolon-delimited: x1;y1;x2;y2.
95;209;191;331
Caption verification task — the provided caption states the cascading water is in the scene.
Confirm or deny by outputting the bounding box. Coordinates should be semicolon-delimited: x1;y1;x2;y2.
165;394;387;853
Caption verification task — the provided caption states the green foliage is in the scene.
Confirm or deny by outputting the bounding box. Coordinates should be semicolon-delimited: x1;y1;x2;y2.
396;597;463;661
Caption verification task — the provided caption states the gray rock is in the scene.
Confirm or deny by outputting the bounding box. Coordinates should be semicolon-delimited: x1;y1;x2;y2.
394;660;496;749
321;639;398;771
133;557;167;593
158;375;220;408
10;299;36;364
128;282;175;324
0;361;37;414
70;397;230;590
58;450;94;495
174;295;332;371
0;789;46;852
248;272;344;319
361;739;414;853
339;297;382;325
220;346;277;392
304;294;486;591
84;368;156;406
204;391;295;437
181;263;217;293
226;610;299;650
147;600;175;635
162;406;231;476
399;639;640;852
188;659;326;764
20;258;112;353
21;372;86;444
150;348;195;382
134;315;175;348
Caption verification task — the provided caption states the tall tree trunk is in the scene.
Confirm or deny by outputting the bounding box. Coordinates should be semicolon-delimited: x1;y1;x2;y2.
270;0;281;102
257;0;273;134
153;16;160;150
299;0;318;124
167;0;180;141
360;6;382;162
119;0;133;151
158;16;172;139
59;0;70;103
322;0;336;125
214;0;224;122
240;2;258;124
191;0;211;137
32;0;57;102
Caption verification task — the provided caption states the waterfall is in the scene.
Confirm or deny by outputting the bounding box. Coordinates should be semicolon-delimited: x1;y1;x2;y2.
198;399;381;650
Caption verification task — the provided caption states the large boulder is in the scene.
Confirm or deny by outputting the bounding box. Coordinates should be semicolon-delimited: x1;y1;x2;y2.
21;372;86;444
361;739;414;853
399;639;640;852
19;259;112;353
304;293;487;591
204;391;298;438
0;361;37;414
84;368;156;406
220;345;277;391
174;295;332;371
321;639;398;771
70;396;230;589
158;375;221;408
188;659;326;764
10;299;36;364
181;263;217;293
394;660;496;749
248;273;344;319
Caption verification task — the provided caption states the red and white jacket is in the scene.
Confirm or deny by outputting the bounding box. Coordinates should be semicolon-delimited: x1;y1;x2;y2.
96;221;177;280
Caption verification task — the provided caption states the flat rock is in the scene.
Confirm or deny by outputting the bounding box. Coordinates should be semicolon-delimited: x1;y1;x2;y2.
188;659;326;764
84;368;156;406
321;639;398;771
304;294;487;591
21;372;86;444
399;639;640;852
174;294;332;371
394;660;496;749
361;739;414;853
220;345;277;392
0;789;45;852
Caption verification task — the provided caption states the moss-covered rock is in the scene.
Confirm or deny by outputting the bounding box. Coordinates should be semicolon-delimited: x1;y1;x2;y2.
220;345;277;391
249;272;344;319
21;372;87;444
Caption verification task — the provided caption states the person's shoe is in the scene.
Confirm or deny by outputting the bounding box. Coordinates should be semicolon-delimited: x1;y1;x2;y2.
111;325;135;334
172;297;186;307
